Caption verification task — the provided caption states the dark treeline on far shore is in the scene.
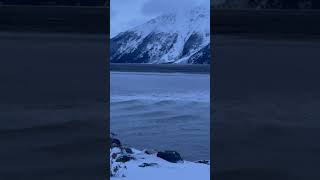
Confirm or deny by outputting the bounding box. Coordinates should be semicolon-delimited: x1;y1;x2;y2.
213;0;320;9
110;63;210;74
0;0;107;6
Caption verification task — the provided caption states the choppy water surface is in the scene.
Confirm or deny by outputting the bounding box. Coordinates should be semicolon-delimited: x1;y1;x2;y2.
111;71;210;161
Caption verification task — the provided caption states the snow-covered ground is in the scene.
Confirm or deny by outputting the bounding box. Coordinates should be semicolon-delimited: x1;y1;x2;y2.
110;147;210;180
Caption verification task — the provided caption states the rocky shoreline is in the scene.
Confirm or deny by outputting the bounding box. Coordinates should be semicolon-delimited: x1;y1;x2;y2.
110;133;210;179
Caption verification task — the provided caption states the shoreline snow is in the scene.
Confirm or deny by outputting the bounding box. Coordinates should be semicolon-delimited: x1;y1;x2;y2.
110;136;210;180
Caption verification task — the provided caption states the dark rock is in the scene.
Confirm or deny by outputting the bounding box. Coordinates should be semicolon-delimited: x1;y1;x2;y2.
123;147;133;154
110;163;127;177
110;138;121;148
116;155;135;163
111;153;117;159
182;33;203;56
110;132;117;138
138;163;158;167
157;151;183;163
188;44;210;64
144;149;157;155
111;31;178;63
195;160;210;165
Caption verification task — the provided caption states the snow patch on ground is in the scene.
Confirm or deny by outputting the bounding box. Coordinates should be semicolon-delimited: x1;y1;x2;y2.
110;147;210;180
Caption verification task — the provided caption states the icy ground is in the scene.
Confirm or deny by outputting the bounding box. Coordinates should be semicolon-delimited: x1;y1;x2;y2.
110;147;210;180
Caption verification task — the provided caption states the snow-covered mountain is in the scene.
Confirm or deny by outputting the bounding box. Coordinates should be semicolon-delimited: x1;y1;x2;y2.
110;6;210;64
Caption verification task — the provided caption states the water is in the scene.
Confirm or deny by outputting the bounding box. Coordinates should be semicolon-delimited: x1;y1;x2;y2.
213;35;320;179
0;32;107;179
110;71;210;161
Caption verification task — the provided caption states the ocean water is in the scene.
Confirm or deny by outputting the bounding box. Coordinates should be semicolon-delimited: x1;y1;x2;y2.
110;71;210;161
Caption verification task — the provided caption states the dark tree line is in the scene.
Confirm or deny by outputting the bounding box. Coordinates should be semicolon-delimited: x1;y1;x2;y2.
249;0;320;9
0;0;106;6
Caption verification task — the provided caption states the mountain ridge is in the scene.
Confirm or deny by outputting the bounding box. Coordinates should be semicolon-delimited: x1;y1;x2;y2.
110;6;210;64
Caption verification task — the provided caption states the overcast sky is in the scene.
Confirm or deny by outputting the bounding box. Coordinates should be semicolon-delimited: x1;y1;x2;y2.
110;0;210;37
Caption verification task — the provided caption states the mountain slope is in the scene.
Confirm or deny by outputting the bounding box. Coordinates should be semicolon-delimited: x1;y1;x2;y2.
110;6;210;64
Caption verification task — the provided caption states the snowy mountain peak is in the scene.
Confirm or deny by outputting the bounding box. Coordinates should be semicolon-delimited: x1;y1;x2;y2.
110;6;210;64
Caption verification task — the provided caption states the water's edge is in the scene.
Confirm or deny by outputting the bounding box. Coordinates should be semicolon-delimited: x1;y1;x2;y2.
110;64;210;74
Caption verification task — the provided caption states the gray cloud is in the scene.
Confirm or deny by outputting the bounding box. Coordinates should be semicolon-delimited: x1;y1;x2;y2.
141;0;209;15
110;0;209;37
111;0;150;37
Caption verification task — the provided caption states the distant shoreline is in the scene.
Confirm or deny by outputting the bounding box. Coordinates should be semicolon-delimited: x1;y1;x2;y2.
1;5;320;35
110;63;210;74
0;5;107;34
213;9;320;36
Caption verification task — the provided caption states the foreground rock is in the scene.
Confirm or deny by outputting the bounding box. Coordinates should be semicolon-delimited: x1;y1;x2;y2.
110;138;121;148
156;151;183;163
195;160;210;165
